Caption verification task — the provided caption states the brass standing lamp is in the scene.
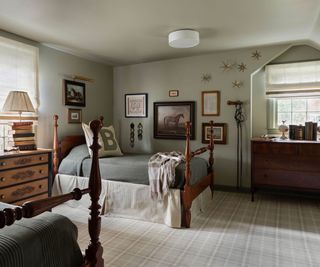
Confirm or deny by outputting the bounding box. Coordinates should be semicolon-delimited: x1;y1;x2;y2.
2;91;35;121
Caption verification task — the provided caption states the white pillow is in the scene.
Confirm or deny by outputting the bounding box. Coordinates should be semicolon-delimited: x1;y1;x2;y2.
82;123;123;157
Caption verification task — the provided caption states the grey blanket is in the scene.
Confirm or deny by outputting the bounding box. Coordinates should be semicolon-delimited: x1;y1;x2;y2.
0;204;83;267
58;144;208;189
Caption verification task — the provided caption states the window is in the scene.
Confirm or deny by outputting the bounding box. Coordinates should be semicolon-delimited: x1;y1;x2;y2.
0;36;39;119
266;61;320;131
0;36;39;150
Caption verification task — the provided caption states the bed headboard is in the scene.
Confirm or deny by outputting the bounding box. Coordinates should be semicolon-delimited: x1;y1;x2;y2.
52;115;104;177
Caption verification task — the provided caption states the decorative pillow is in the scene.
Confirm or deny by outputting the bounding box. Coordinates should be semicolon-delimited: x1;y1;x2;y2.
82;123;123;157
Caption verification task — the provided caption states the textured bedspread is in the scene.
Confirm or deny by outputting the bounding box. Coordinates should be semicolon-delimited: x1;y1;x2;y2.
58;144;208;189
0;203;83;267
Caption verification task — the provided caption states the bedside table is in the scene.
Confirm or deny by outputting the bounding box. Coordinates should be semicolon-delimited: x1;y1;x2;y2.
0;149;52;205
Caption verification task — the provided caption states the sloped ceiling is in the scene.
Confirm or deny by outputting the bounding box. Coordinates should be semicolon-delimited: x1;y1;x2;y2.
0;0;319;65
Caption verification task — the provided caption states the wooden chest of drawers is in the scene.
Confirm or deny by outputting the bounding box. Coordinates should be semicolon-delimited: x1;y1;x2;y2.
251;139;320;200
0;150;52;205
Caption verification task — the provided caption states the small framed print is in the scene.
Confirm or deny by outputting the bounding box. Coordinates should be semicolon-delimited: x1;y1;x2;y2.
169;90;179;97
125;93;148;118
68;108;82;124
202;91;220;116
202;122;227;144
64;80;86;107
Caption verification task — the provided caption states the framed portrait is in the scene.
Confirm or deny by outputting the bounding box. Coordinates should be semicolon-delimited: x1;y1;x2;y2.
154;101;195;139
68;108;82;124
201;91;220;116
64;80;86;107
202;122;227;144
125;93;148;118
169;90;179;97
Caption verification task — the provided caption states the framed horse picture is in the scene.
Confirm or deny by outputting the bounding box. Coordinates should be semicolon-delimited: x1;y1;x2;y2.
154;101;195;139
64;80;86;107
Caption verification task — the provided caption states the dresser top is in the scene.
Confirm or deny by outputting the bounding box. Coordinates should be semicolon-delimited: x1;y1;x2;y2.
251;137;320;144
0;149;51;159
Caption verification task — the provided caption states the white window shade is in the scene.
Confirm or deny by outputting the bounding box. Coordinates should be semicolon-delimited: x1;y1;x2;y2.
266;61;320;97
0;36;39;120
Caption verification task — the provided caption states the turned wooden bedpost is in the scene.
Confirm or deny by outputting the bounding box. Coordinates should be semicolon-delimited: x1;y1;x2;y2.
208;120;215;198
182;121;192;228
53;114;59;178
84;119;104;267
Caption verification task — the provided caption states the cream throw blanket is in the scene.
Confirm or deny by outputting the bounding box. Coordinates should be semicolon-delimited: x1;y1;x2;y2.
148;151;185;200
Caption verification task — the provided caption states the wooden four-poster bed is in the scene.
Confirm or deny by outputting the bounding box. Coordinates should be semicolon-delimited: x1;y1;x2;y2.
0;118;105;267
52;115;215;228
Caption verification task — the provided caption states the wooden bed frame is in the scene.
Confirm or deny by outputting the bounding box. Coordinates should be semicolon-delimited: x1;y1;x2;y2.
0;117;104;267
53;116;215;228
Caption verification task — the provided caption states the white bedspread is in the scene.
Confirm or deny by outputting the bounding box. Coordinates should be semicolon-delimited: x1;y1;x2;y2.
52;174;212;228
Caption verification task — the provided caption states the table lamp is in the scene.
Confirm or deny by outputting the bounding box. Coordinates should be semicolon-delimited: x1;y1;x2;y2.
2;91;35;121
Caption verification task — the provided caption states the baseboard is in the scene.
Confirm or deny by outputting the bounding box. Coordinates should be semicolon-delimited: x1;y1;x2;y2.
214;184;250;193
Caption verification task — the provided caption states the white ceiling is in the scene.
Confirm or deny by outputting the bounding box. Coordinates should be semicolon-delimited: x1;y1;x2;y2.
0;0;320;66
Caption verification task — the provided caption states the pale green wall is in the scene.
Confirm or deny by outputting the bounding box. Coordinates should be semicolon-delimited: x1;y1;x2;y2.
114;45;289;187
251;45;320;137
0;30;113;149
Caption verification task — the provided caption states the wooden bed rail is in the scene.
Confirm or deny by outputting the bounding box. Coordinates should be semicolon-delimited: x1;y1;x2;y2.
0;188;90;228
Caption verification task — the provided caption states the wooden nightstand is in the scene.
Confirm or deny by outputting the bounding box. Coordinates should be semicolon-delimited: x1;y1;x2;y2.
0;149;52;205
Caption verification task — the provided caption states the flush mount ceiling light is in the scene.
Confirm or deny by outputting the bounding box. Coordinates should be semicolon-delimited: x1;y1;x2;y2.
168;29;200;48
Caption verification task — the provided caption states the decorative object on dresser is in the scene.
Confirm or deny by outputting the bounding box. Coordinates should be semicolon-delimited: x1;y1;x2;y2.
0;149;52;205
125;93;148;118
68;108;82;123
154;101;195;140
289;122;318;140
202;122;227;144
64;79;86;107
251;139;320;201
201;91;220;116
278;120;288;140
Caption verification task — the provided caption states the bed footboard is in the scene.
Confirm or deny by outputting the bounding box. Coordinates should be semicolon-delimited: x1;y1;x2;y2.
181;121;214;228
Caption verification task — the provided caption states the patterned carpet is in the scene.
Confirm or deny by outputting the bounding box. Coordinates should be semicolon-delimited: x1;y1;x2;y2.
54;191;320;267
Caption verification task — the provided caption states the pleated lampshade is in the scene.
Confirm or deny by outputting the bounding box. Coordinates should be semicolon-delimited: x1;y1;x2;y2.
2;91;35;113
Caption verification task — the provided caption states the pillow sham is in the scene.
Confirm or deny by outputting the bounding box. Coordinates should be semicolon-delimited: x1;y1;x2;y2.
82;123;123;157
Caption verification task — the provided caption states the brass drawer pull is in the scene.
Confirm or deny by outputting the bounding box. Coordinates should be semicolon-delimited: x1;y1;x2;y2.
39;170;43;174
39;156;44;161
0;194;5;199
0;162;7;167
39;184;43;189
0;177;5;182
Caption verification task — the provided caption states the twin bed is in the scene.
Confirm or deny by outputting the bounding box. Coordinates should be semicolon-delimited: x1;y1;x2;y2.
53;116;215;228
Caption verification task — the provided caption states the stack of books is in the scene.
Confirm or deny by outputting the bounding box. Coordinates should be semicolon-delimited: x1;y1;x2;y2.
289;122;318;141
10;122;36;150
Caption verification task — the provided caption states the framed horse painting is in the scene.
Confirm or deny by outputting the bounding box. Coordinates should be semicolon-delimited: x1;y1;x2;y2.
64;80;86;107
154;101;195;139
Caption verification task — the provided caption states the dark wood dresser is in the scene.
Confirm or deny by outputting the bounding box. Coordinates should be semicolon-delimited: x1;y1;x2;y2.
0;149;52;205
251;139;320;200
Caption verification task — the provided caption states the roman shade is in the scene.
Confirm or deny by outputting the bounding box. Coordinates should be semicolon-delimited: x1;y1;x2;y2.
265;61;320;97
0;36;39;120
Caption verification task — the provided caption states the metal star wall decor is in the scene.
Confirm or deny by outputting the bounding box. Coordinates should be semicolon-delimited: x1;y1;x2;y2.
220;61;234;72
201;73;212;82
252;50;262;60
232;80;243;88
237;62;247;72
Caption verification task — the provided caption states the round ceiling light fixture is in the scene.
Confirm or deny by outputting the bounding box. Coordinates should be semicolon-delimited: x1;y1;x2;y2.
168;29;200;48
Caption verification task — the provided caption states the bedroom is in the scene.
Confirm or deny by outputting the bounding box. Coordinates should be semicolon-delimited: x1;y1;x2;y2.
0;0;320;266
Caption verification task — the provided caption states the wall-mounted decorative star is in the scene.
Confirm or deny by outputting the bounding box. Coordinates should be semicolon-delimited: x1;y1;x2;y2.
220;61;233;71
232;80;243;88
237;63;247;72
202;73;212;82
252;50;262;60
